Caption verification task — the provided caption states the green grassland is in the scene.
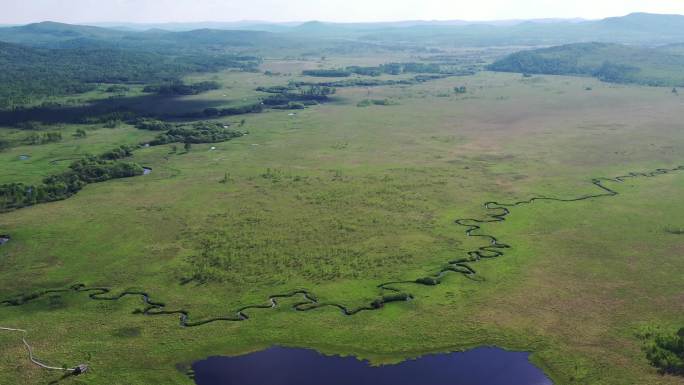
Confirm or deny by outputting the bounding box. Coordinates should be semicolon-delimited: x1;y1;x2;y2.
1;62;683;385
0;124;156;185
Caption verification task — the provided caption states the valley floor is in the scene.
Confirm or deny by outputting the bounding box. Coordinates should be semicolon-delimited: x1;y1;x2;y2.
1;66;683;385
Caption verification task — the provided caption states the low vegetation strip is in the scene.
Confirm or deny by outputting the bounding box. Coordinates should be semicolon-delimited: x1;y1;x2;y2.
3;165;682;331
301;62;446;78
290;73;468;89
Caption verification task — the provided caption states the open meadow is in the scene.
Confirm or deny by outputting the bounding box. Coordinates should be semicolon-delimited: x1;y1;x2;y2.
1;55;683;384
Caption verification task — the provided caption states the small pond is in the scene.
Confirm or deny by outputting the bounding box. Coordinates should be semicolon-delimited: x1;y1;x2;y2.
192;346;553;385
19;155;31;160
0;235;9;245
143;167;152;175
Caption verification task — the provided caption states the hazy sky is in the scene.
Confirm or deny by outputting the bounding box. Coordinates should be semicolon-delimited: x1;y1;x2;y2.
2;0;684;24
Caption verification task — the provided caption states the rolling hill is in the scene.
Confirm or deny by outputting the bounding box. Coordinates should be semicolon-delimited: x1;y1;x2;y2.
488;42;684;86
4;13;684;50
0;21;299;51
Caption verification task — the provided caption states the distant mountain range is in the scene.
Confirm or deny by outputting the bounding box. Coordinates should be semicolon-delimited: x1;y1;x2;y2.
1;13;684;49
0;21;303;51
90;18;588;32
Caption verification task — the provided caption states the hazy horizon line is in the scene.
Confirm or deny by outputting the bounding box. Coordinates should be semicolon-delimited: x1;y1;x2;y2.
4;12;673;27
4;11;684;29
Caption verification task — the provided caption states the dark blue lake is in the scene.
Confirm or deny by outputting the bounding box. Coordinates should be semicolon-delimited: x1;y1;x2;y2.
192;346;553;385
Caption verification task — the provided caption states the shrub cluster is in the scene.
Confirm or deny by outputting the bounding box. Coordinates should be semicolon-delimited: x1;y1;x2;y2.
371;293;411;309
24;131;62;145
645;328;684;375
100;145;135;160
135;118;173;131
415;277;440;286
357;98;399;107
302;69;351;77
149;121;244;146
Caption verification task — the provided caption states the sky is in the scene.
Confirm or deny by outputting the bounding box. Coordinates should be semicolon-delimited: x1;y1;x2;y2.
1;0;684;24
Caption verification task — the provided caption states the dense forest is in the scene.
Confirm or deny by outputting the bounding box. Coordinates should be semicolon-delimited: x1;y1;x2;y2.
0;40;260;108
488;42;684;86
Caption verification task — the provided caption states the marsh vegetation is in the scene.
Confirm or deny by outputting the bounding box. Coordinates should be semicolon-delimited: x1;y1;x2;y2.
1;13;684;385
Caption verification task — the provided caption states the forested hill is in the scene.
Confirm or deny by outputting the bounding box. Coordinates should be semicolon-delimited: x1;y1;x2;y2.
0;41;260;108
487;43;684;87
283;13;684;46
5;13;684;50
0;21;127;46
0;21;294;51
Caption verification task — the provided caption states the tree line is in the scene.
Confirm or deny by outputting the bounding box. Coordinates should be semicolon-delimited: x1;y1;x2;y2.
143;81;221;96
302;62;447;78
0;152;143;212
290;74;454;89
148;121;244;146
191;84;336;118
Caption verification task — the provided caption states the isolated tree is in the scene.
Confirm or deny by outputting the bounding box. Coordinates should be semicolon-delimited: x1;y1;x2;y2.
184;142;192;152
219;172;229;184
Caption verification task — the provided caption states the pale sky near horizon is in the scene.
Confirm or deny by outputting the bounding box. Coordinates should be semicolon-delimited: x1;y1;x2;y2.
2;0;684;24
